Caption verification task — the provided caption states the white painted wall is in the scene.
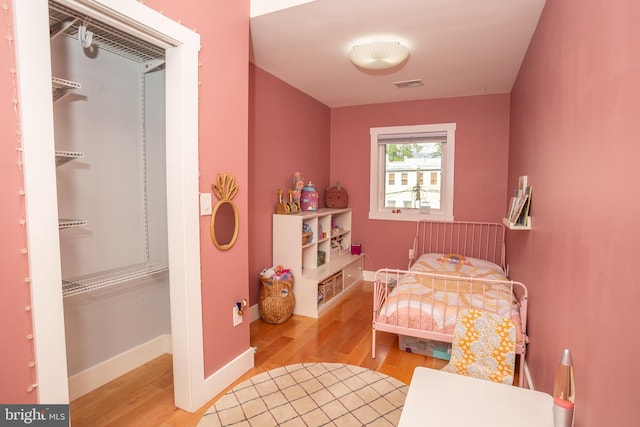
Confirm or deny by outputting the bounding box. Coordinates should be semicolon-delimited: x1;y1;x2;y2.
52;35;170;379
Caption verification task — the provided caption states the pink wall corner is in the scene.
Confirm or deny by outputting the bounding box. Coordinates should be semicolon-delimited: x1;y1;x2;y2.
330;94;511;271
248;64;331;306
509;0;640;425
143;0;251;377
0;0;38;404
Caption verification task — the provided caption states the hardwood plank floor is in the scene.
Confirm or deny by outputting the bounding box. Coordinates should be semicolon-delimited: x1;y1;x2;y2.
69;281;450;426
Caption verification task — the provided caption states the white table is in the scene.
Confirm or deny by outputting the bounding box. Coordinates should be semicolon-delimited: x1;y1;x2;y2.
399;367;554;427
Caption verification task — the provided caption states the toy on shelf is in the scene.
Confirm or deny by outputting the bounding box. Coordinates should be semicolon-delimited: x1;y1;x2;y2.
300;182;318;211
276;188;301;214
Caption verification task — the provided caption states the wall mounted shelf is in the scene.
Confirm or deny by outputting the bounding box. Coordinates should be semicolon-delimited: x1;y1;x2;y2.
58;218;87;229
56;151;86;229
503;217;531;230
62;260;169;298
52;76;81;102
55;150;84;166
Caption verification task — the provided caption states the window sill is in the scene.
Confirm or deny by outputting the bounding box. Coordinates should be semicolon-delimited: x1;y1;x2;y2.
369;211;454;222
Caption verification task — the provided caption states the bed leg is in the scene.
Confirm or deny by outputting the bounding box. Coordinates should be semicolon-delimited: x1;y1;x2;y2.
518;354;525;388
372;327;376;359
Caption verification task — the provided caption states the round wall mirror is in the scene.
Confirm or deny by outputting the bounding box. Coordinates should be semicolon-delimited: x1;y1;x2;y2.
210;173;239;250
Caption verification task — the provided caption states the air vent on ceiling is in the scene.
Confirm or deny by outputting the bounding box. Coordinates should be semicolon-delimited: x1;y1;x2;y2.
393;79;424;88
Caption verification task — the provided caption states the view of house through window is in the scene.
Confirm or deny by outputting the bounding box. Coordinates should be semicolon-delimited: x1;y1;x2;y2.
369;123;456;221
384;141;443;209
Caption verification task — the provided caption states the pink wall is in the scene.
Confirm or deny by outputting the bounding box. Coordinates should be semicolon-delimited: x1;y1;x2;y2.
0;1;37;404
248;64;330;305
330;95;511;270
0;0;249;401
87;0;251;379
509;0;640;425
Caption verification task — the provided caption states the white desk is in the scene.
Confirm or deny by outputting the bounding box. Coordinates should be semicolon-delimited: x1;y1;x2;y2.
399;367;554;427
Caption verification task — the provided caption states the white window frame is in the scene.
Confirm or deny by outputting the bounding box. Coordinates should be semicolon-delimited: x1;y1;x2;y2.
369;123;456;222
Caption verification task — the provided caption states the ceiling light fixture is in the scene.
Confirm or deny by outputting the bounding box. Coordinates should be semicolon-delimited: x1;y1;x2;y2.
349;41;410;70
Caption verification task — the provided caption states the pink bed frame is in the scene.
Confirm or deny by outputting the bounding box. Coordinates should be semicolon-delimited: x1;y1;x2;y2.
372;220;529;387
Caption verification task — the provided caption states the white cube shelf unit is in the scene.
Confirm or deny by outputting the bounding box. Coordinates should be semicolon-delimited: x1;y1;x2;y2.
272;208;364;318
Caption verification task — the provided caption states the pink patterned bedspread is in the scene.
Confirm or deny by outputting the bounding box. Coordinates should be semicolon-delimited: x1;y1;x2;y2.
376;253;523;340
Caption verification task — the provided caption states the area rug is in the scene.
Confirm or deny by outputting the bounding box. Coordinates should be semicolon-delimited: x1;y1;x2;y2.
197;363;408;426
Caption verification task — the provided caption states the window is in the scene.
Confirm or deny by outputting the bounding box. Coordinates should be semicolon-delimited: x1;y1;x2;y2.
369;123;456;221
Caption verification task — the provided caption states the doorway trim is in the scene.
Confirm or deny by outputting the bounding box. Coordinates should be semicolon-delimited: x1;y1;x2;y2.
13;0;205;411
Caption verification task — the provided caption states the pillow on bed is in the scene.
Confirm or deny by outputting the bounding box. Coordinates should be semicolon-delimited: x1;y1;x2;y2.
414;252;506;278
438;254;472;266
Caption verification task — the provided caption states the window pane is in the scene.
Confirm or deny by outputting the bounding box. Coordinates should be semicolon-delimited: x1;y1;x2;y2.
384;142;442;209
370;122;455;222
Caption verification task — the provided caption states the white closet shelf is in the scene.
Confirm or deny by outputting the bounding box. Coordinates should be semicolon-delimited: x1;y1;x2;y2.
62;260;169;298
49;1;165;64
52;76;81;102
55;150;84;166
58;218;87;229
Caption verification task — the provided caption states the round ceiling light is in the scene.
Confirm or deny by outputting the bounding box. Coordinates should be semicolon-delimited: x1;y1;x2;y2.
348;41;410;70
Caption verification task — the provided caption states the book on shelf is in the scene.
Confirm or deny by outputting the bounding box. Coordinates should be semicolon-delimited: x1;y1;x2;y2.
518;175;528;195
515;186;532;226
506;176;532;226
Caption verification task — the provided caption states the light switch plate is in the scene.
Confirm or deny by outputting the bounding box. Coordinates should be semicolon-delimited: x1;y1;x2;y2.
200;193;212;215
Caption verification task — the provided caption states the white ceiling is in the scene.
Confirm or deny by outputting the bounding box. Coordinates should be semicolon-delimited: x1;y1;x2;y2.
250;0;546;108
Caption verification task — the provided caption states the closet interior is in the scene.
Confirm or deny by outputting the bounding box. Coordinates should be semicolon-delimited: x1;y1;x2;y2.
49;0;172;399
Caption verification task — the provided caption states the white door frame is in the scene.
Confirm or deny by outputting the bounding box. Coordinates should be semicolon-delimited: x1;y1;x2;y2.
13;0;205;411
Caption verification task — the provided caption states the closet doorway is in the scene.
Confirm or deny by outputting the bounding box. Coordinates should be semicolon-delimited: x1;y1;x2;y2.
14;0;205;412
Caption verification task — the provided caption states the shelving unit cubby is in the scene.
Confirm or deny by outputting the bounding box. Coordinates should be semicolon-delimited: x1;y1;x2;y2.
272;208;364;318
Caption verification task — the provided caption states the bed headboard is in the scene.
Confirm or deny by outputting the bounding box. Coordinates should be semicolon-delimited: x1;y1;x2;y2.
412;221;506;271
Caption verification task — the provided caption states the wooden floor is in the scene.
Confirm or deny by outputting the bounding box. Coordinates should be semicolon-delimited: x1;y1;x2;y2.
69;281;450;426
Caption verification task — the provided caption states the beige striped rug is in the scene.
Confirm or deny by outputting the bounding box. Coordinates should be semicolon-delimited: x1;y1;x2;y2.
198;363;408;426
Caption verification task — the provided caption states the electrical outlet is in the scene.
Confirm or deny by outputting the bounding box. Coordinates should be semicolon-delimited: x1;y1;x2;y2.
409;248;415;259
233;306;242;327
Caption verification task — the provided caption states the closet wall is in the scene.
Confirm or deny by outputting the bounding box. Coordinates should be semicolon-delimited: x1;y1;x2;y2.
50;18;171;386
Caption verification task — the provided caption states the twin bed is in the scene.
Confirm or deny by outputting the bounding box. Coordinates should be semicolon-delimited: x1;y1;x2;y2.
372;221;529;387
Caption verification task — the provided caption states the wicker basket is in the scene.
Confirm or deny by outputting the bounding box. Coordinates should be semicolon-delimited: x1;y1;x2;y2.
258;276;295;324
318;271;343;304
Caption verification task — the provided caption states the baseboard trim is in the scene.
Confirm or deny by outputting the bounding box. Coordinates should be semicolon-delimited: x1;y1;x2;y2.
203;346;255;401
364;269;375;282
524;360;534;390
68;334;172;401
249;303;260;323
